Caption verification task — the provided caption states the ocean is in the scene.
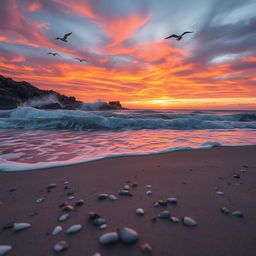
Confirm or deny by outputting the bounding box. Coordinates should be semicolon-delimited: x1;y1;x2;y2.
0;107;256;171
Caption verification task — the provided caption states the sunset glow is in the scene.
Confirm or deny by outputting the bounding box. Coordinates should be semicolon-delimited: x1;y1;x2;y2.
0;0;256;109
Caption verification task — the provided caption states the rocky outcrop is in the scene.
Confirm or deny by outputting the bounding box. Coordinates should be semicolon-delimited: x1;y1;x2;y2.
0;75;125;110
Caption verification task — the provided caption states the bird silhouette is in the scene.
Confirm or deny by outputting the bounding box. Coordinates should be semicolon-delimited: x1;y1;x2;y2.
56;32;72;42
74;57;88;62
47;52;60;56
165;31;193;41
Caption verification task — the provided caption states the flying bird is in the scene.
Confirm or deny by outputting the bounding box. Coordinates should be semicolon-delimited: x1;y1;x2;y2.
165;31;193;41
74;58;88;62
56;32;72;42
47;52;60;56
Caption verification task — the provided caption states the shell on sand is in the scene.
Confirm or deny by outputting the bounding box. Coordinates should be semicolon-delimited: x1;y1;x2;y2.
136;208;145;216
58;214;70;222
0;245;12;255
53;241;69;252
182;217;197;226
52;226;63;235
66;224;82;234
99;232;119;245
117;227;139;244
158;210;171;219
13;223;31;231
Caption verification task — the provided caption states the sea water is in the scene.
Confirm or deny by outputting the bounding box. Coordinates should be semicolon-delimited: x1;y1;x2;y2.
0;107;256;171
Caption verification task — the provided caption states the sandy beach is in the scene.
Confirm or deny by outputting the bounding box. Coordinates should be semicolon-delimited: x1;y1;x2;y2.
0;145;256;256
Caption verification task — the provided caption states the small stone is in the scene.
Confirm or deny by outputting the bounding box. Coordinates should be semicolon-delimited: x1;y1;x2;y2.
136;208;144;216
99;232;119;245
53;241;69;252
52;226;63;235
47;184;57;189
232;211;244;217
119;190;133;196
63;181;69;185
146;190;152;196
13;223;31;231
108;195;117;201
146;185;152;188
167;198;177;204
99;224;107;230
64;185;69;190
221;207;229;214
158;200;168;206
153;202;159;207
68;196;75;200
92;253;101;256
67;191;74;196
132;183;138;188
118;227;139;244
158;210;171;219
216;191;224;196
66;224;82;234
140;243;152;254
58;214;70;222
98;194;108;200
233;174;240;179
75;199;84;206
63;205;74;211
182;217;197;226
93;218;106;226
36;198;44;203
88;212;101;220
170;216;179;223
123;185;130;190
0;245;12;255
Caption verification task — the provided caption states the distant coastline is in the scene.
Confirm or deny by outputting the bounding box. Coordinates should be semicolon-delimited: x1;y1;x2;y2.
0;75;125;110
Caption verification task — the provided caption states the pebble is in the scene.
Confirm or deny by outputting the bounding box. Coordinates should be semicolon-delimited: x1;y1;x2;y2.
68;196;75;200
158;200;168;206
64;181;69;185
66;224;82;234
47;184;57;189
170;216;179;223
123;185;130;190
182;217;197;226
92;253;101;256
216;191;224;196
99;232;119;245
88;212;101;220
233;174;240;179
146;185;152;188
140;243;152;254
58;214;70;222
53;241;69;252
158;210;171;219
153;202;159;207
118;227;139;244
52;226;63;235
132;183;138;188
232;211;244;217
119;190;133;196
146;190;152;196
167;198;177;204
98;194;108;200
136;208;145;216
108;194;117;201
221;207;229;214
63;205;74;211
36;198;44;203
13;223;31;231
75;199;84;206
93;218;106;226
0;245;12;255
99;224;107;230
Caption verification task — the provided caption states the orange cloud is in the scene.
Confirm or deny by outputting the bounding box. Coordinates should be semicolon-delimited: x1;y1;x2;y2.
27;1;41;12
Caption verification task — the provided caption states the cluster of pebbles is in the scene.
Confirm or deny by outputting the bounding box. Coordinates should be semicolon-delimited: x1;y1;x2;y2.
1;166;248;255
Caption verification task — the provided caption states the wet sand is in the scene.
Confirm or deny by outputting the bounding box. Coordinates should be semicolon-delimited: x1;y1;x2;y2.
0;145;256;256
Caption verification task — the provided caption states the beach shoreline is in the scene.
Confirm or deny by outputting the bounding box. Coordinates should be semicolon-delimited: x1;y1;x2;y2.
0;145;256;255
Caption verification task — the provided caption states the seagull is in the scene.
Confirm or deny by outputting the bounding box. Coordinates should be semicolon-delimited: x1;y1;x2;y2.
74;57;88;62
165;31;193;41
56;32;72;42
47;52;60;56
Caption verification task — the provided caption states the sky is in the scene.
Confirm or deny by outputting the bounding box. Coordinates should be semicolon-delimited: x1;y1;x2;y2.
0;0;256;109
